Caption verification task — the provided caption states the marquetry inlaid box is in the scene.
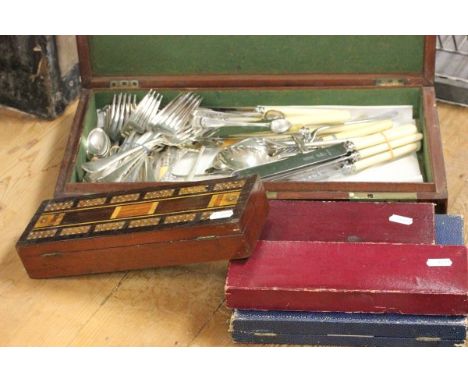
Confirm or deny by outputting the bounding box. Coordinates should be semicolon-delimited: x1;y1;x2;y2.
16;176;268;278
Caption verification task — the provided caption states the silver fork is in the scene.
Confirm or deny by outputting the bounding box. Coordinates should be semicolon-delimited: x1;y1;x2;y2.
151;92;202;144
149;92;191;129
83;92;202;182
104;93;137;142
122;90;163;136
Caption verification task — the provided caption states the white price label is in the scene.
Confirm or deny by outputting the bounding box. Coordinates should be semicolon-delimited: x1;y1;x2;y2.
426;258;453;267
389;214;413;225
209;209;234;220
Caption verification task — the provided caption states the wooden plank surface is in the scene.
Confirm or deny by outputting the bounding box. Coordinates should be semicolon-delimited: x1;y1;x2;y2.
0;101;466;346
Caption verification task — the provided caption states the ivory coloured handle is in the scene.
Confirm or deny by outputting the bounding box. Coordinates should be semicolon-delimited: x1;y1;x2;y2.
354;142;422;172
318;119;394;135
289;118;395;135
321;120;393;141
353;124;418;150
358;133;423;159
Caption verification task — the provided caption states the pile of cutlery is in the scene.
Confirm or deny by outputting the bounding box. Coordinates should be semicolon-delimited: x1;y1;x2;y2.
82;89;423;183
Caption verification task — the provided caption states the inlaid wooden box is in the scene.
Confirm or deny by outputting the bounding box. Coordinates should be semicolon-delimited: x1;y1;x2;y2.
55;36;447;212
16;176;268;278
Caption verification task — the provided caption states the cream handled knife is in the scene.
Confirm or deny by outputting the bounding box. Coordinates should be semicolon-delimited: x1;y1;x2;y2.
264;130;423;181
353;142;422;172
271;141;422;182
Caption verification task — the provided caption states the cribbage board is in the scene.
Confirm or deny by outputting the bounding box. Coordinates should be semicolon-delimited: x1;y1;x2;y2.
16;176;268;278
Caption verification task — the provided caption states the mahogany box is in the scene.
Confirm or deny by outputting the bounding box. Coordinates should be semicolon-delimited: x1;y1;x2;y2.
16;176;268;278
55;36;447;212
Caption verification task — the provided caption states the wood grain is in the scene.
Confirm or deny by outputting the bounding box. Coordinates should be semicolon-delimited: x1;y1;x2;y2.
0;101;466;346
17;176;268;278
423;36;436;85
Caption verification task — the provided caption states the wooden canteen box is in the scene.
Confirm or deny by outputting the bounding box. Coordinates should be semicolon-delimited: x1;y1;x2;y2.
55;36;447;212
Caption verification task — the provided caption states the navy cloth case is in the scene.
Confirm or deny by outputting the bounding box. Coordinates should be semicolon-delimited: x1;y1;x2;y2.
232;331;465;347
435;214;464;245
230;310;467;346
230;214;467;346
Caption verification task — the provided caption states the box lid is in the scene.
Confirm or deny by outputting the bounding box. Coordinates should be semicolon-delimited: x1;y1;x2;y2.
17;176;265;255
77;36;435;88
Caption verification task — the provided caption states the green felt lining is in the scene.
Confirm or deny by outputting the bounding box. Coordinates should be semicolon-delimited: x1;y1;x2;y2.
418;100;433;182
74;87;431;183
73;94;97;182
88;36;425;77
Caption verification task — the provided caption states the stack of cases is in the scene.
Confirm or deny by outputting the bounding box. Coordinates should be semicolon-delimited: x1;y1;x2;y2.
225;201;467;346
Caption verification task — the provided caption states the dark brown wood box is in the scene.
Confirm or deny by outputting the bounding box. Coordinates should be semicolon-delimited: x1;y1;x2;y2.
17;176;268;278
55;36;448;212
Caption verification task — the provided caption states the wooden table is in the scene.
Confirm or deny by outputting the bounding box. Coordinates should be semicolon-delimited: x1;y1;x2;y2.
0;102;466;346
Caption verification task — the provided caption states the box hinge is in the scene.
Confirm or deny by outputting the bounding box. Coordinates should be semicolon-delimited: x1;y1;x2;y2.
349;192;417;201
41;252;62;257
375;78;407;87
110;79;140;89
195;235;217;241
266;191;278;199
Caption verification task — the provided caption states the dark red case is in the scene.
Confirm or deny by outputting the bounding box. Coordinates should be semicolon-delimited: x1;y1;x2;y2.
226;240;468;315
261;200;436;244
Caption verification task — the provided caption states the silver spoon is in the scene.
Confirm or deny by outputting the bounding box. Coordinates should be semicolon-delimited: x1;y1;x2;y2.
86;128;111;158
82;132;159;174
209;137;285;173
88;151;147;183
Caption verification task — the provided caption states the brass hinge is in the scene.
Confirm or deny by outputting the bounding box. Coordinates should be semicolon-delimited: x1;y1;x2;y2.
266;191;278;199
375;78;407;87
110;79;140;89
195;235;217;241
349;192;417;201
41;252;62;257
